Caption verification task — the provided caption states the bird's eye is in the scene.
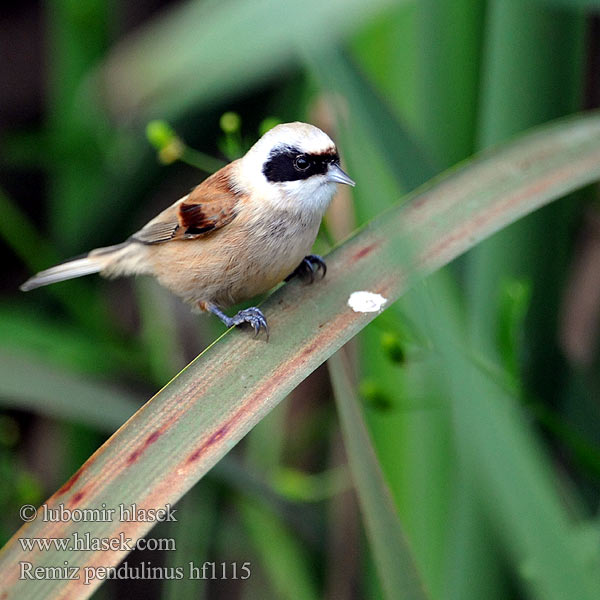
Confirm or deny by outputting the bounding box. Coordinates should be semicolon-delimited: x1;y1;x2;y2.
294;155;310;171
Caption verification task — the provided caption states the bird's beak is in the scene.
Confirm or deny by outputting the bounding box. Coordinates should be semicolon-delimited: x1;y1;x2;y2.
327;163;355;187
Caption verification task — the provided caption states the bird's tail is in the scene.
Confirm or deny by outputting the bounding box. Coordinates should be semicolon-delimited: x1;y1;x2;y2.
20;242;129;292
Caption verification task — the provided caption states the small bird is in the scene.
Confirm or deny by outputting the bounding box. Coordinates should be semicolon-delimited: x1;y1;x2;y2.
20;122;355;337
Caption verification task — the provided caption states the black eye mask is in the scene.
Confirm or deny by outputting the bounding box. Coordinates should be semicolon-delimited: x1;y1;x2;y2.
262;145;339;183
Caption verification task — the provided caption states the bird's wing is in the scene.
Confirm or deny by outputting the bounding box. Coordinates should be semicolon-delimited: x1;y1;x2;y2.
131;166;241;245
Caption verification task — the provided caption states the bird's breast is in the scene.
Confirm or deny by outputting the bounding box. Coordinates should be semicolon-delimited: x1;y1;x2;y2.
236;211;321;293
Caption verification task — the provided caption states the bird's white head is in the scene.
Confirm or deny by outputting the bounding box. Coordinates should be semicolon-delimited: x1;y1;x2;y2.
236;122;354;217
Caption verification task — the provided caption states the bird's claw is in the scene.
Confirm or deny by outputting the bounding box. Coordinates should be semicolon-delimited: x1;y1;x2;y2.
285;254;327;283
231;307;270;340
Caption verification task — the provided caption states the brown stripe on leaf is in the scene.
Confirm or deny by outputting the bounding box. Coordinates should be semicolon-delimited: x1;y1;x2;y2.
57;466;85;495
352;242;378;262
71;490;86;505
127;429;165;466
186;425;230;464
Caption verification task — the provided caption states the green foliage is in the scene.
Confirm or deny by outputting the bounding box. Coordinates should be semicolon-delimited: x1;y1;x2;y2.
329;351;431;600
3;1;600;598
3;110;600;599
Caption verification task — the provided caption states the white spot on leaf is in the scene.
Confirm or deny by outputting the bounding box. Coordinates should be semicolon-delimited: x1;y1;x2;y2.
347;291;387;313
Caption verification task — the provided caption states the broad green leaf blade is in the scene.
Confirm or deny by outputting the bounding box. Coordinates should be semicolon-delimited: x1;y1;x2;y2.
402;278;600;600
99;0;399;121
467;0;585;358
241;500;320;600
135;278;187;385
0;304;144;377
162;485;217;600
328;351;430;600
0;350;140;433
47;0;113;251
413;0;485;168
2;112;600;599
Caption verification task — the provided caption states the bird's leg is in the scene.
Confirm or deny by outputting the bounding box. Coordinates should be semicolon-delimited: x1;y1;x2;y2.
206;303;269;339
285;254;327;284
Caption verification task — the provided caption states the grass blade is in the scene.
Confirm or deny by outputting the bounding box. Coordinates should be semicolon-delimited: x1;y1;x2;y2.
328;351;430;600
402;278;600;600
414;0;485;167
467;0;585;358
0;350;140;433
100;0;399;121
241;499;320;600
1;112;600;598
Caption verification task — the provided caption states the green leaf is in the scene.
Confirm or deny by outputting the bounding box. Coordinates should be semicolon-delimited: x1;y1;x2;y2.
413;0;486;167
240;500;319;600
0;304;143;377
0;350;140;434
402;276;600;600
497;278;532;381
47;0;113;251
328;350;431;600
162;485;218;600
466;0;585;359
135;278;187;386
99;0;400;121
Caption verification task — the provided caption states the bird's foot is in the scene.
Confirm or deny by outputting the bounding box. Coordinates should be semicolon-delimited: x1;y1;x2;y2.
285;254;327;284
207;304;269;340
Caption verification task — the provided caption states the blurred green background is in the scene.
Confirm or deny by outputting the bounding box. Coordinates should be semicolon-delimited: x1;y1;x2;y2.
2;0;600;598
